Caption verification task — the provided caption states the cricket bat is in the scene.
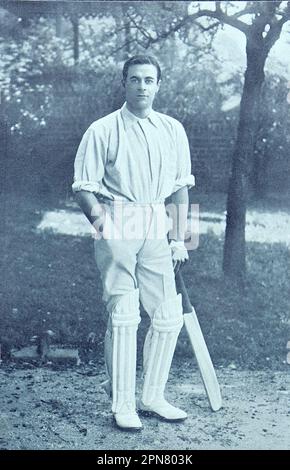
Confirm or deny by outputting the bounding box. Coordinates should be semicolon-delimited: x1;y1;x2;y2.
175;270;222;411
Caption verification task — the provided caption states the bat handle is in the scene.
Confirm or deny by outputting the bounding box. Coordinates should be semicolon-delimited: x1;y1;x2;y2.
175;269;192;314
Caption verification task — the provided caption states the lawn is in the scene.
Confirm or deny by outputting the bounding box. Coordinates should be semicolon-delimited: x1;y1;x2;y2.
0;191;289;370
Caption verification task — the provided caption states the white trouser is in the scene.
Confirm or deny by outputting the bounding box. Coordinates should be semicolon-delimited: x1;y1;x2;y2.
94;202;183;410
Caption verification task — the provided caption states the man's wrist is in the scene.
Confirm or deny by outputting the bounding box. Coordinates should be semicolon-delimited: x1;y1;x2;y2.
169;240;186;249
168;231;186;244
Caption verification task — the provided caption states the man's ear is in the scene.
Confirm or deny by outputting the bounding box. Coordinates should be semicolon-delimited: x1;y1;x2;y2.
122;79;125;88
156;79;161;92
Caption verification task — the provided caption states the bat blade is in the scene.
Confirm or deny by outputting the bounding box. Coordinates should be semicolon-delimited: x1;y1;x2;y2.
183;308;222;411
175;270;222;411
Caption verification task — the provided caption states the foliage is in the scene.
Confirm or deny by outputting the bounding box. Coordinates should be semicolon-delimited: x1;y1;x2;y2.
254;71;290;162
0;2;289;198
1;18;66;134
0;17;121;134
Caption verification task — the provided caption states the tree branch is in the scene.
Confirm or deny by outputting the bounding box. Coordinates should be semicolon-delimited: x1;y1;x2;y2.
198;9;250;35
253;1;290;52
276;1;290;18
127;11;153;40
121;2;290;51
215;1;222;14
264;14;290;52
111;38;140;55
194;20;220;32
144;7;251;47
142;14;194;46
231;6;258;19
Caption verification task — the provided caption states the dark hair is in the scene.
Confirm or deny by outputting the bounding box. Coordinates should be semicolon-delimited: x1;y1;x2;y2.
122;55;161;83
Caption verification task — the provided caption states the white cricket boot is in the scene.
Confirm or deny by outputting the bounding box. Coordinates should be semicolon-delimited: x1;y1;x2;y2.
140;294;187;421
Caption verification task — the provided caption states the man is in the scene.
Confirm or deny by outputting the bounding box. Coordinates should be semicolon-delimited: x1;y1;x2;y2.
72;55;195;431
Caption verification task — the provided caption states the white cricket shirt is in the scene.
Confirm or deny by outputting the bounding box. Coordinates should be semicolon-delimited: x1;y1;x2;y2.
72;103;195;203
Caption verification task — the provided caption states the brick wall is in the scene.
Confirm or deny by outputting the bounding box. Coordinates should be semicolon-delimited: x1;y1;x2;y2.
186;117;235;192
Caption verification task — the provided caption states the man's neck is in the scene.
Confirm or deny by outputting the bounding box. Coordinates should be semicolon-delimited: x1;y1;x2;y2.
126;103;152;119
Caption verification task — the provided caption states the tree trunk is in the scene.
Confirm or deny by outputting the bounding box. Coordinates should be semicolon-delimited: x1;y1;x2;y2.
0;102;8;256
121;3;132;60
252;147;268;200
0;118;8;199
55;3;63;38
223;36;267;278
72;17;79;65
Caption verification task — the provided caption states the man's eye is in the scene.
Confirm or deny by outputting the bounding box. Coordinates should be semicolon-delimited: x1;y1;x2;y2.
145;80;154;84
130;78;138;83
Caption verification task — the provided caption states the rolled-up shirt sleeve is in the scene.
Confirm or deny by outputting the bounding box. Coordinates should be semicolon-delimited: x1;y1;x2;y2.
72;124;107;194
172;122;195;193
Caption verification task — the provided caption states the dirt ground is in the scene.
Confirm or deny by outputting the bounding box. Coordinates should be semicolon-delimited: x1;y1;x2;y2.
0;362;289;451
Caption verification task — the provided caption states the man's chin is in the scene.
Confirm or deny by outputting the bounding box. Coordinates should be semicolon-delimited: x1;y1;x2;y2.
134;101;152;110
127;100;153;116
135;98;148;104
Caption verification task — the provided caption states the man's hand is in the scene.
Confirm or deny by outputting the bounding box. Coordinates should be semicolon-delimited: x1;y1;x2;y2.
92;209;120;241
92;212;106;239
170;240;188;274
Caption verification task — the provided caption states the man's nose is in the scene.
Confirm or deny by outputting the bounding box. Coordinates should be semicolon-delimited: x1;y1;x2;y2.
138;80;147;90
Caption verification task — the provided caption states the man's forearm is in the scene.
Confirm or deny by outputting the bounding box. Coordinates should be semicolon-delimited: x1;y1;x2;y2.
74;190;104;226
170;186;189;242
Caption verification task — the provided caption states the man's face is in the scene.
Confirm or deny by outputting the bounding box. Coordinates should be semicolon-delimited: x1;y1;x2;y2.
123;64;160;114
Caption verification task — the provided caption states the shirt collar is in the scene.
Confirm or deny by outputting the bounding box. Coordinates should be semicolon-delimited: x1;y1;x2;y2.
121;102;159;130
